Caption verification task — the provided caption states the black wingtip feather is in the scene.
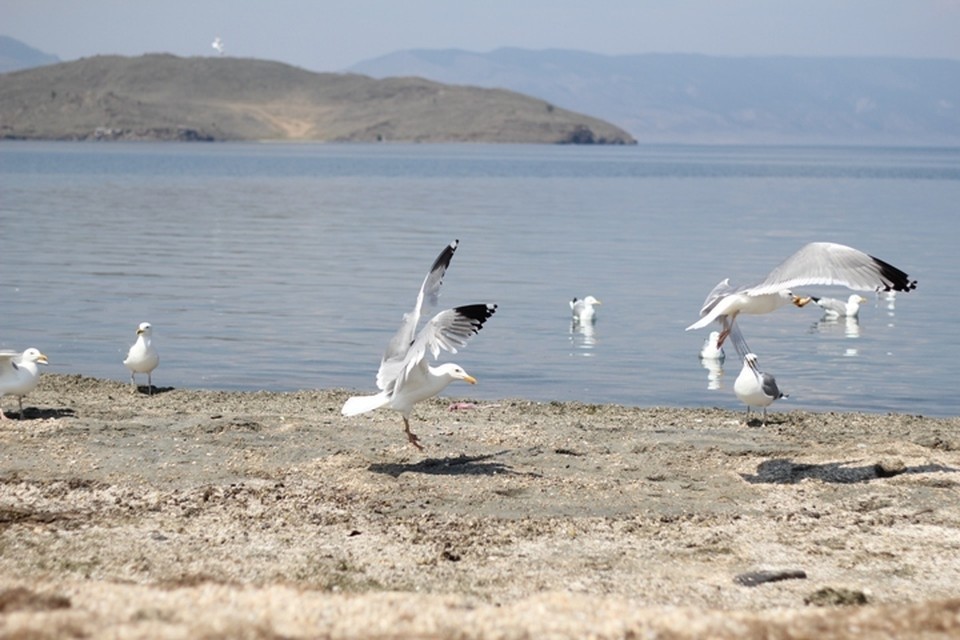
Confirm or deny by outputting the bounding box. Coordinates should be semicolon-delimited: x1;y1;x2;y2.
454;303;498;333
430;239;459;274
870;254;917;292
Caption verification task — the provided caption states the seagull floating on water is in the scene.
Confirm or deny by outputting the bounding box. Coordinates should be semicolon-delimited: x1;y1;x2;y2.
699;331;725;361
733;353;786;426
810;294;869;319
686;242;917;348
341;240;497;450
570;296;601;324
123;322;159;394
0;348;48;420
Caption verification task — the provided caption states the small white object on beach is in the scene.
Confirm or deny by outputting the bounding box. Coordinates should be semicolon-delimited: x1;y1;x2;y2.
341;240;497;450
123;322;159;394
570;296;601;324
733;353;786;427
0;347;49;420
686;242;917;348
810;294;869;319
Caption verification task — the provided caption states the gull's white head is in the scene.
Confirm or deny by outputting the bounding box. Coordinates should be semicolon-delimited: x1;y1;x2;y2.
136;322;153;337
20;348;49;365
436;363;477;385
583;295;601;306
744;353;760;369
849;294;868;305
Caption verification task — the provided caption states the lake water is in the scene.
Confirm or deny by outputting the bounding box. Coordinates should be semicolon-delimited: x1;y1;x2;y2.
2;141;959;417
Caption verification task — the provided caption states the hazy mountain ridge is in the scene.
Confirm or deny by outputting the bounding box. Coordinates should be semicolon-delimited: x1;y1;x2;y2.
350;48;960;144
0;53;634;144
0;35;59;73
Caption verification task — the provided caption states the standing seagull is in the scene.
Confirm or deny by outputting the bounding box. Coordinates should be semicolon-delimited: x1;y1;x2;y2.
570;296;601;324
123;322;159;394
341;240;497;450
686;242;917;347
0;348;49;420
810;294;869;319
733;353;787;426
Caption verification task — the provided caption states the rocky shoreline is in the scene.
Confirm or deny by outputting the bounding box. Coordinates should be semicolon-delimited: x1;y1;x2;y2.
1;374;959;638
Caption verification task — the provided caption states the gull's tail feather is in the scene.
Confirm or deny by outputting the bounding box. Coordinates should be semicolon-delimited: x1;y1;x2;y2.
341;391;390;417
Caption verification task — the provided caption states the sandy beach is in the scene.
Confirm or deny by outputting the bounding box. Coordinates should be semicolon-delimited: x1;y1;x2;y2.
1;373;959;638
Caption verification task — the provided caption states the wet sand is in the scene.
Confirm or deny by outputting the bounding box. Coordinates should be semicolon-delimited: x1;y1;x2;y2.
1;373;959;638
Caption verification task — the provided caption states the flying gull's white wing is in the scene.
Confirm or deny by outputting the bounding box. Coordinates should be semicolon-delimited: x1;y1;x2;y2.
746;242;917;297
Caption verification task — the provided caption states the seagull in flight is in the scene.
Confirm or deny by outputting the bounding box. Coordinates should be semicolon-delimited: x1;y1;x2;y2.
687;242;917;348
341;240;497;450
0;348;49;420
733;353;786;426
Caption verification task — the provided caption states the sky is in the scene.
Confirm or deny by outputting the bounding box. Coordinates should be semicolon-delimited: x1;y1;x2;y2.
4;0;960;72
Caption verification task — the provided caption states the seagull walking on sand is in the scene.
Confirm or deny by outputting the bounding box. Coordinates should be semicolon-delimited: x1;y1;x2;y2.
0;348;49;420
123;322;159;394
810;294;869;319
341;240;497;450
570;296;601;324
734;353;787;426
686;242;917;348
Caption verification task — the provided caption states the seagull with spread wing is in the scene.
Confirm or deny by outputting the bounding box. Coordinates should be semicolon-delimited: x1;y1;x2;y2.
686;242;917;348
341;240;497;450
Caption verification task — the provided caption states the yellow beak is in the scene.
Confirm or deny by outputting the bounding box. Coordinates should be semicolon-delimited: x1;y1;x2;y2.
463;375;478;385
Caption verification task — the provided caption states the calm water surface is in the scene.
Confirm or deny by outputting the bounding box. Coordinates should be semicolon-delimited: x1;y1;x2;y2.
2;142;958;416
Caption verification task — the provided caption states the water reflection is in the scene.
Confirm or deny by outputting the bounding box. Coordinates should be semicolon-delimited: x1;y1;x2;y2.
809;316;862;340
699;331;726;389
700;356;725;390
569;320;597;355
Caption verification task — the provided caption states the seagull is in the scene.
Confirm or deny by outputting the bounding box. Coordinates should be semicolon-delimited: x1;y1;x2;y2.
699;331;725;361
733;353;786;426
341;240;497;450
809;294;869;319
0;348;49;420
570;296;601;324
212;36;224;56
686;242;917;347
123;322;159;394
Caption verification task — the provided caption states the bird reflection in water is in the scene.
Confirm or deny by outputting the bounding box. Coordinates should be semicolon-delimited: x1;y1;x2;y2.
699;330;725;389
810;315;862;340
569;320;597;355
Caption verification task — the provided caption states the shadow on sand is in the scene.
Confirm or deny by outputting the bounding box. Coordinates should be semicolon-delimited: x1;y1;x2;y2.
741;458;958;484
368;452;524;478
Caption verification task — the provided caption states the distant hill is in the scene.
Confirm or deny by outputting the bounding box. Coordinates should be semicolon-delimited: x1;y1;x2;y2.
350;48;960;145
0;35;59;73
0;54;634;144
